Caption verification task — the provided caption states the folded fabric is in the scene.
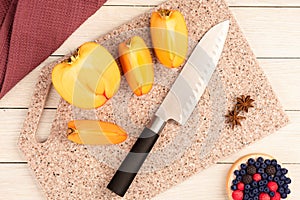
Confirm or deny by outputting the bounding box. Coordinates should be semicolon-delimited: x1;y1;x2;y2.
0;0;107;99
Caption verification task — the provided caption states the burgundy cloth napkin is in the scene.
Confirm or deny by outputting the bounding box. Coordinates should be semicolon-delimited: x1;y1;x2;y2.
0;0;107;99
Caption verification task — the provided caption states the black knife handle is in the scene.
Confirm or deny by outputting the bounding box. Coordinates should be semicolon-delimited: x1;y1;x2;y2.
107;117;165;197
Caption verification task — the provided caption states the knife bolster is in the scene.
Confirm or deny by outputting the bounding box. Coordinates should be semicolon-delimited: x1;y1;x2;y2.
146;115;166;134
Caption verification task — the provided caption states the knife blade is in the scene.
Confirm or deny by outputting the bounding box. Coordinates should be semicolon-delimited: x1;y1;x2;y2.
107;20;230;197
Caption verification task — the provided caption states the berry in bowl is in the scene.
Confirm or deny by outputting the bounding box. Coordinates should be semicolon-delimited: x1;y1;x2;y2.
226;154;291;200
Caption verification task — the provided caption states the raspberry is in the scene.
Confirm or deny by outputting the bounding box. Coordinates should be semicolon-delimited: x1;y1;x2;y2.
232;190;243;200
267;181;278;192
237;182;244;190
259;193;271;200
270;192;281;200
253;173;262;182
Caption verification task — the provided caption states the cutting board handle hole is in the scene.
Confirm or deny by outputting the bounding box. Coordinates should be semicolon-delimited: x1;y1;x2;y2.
34;86;57;143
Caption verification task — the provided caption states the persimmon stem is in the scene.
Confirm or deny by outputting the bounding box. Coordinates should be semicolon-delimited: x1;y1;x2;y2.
125;38;132;48
67;128;75;135
158;9;171;17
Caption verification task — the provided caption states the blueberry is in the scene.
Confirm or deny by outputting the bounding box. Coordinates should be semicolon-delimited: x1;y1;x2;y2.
245;189;250;194
283;184;289;189
241;163;247;169
269;191;275;197
279;187;285;194
255;162;261;168
254;197;258;200
248;198;253;200
231;185;237;190
259;186;264;192
237;176;242;181
262;173;268;179
263;180;268;185
279;181;285;186
276;164;282;170
264;187;270;193
286;188;291;194
244;194;249;200
251;181;258;187
280;176;286;181
258;168;264;174
268;176;273;181
261;163;267;169
245;184;251;190
281;193;287;199
274;177;280;182
258;180;264;186
249;192;254;197
257;157;264;163
232;179;238;185
244;194;249;199
271;159;277;166
285;177;291;184
281;168;288;175
265;159;271;165
241;169;246;175
253;188;258;194
248;158;255;165
276;171;282;177
234;170;240;176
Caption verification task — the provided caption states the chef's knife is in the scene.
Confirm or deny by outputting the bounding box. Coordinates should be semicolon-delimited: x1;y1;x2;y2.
107;20;230;197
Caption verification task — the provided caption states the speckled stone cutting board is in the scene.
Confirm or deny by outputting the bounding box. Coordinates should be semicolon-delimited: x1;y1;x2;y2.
18;0;289;199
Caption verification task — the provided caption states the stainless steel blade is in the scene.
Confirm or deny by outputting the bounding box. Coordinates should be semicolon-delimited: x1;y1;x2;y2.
155;20;230;124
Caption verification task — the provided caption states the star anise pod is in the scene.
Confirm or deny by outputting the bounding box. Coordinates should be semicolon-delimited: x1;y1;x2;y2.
225;108;246;129
236;95;254;113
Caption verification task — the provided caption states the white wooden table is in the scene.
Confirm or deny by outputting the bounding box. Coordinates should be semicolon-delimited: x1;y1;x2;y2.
0;0;299;199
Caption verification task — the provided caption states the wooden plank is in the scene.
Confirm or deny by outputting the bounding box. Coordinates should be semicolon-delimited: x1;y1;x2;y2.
259;59;300;111
222;0;300;6
51;7;300;58
1;110;299;163
1;59;299;110
0;164;45;200
0;163;298;199
104;0;300;6
0;109;55;162
231;8;300;57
